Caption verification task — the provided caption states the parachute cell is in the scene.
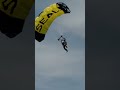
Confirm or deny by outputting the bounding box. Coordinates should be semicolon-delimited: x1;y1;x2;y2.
35;2;70;42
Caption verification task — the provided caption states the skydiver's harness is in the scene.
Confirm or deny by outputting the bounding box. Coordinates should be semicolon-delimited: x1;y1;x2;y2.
58;36;67;47
61;39;67;46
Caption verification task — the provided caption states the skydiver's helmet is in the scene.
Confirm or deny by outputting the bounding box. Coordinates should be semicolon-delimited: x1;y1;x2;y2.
57;2;71;13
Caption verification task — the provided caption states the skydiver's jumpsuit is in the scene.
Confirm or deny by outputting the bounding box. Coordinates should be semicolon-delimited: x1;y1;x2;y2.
61;39;68;52
58;35;68;52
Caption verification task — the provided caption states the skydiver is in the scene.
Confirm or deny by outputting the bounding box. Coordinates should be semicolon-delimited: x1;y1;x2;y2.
58;35;68;52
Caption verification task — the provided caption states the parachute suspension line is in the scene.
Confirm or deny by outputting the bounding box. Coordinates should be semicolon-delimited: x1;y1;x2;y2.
57;22;64;35
54;20;69;33
54;20;72;40
53;0;74;36
54;21;65;36
53;22;63;36
51;0;73;39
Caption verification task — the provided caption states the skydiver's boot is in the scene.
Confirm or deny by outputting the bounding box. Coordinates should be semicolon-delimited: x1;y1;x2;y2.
65;49;68;52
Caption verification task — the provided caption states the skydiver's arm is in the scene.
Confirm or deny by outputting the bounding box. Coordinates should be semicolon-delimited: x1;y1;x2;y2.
58;35;63;40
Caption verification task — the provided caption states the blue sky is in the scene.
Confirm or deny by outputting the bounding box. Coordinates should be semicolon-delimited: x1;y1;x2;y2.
35;0;85;90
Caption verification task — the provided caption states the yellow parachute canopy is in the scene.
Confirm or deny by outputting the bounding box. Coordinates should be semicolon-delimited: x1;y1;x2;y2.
35;2;70;42
0;0;34;38
0;0;34;19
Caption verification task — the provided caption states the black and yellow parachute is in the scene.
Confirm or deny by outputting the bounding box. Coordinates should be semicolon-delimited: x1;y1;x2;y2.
35;2;71;42
0;0;34;38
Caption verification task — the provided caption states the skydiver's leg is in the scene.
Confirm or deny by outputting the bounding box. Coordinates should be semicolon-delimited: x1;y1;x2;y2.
65;45;68;48
65;48;68;52
63;45;68;52
65;46;68;52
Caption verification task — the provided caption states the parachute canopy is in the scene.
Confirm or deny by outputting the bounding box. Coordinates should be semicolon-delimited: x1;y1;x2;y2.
0;0;34;38
35;2;70;42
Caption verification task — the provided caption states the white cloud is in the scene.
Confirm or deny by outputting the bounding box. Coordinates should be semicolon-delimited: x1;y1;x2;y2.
35;41;85;89
35;38;85;88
